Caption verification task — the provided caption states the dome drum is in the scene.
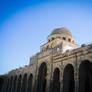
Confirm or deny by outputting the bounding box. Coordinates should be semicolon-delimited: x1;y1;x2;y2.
48;27;75;43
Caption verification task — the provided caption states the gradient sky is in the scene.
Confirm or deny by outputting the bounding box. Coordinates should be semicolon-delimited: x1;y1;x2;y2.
0;0;92;74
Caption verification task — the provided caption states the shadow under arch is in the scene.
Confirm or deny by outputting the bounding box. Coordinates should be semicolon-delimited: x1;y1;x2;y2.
0;77;4;92
8;76;13;92
10;76;14;92
63;64;75;92
12;75;17;92
5;78;9;92
52;67;60;92
27;73;33;92
21;73;27;92
7;77;11;92
36;62;47;92
79;60;92;92
16;75;22;92
2;78;8;92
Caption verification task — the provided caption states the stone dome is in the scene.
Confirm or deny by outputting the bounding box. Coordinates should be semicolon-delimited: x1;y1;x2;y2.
48;27;75;43
50;27;72;37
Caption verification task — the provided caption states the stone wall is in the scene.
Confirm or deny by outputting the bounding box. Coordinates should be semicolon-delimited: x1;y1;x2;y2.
1;43;92;92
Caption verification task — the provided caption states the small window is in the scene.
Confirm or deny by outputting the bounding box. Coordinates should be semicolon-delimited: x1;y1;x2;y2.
62;37;66;40
52;37;55;40
68;38;71;42
48;39;50;42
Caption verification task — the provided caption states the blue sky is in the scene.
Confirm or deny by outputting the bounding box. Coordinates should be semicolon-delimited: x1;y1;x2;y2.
0;0;92;74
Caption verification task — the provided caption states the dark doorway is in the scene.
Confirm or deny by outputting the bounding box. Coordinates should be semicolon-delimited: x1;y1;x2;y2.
16;75;22;92
21;74;27;92
52;68;60;92
2;78;7;92
79;60;92;92
63;64;74;92
11;76;17;92
0;78;4;92
7;78;11;92
27;74;33;92
11;77;14;92
9;76;13;92
5;78;9;92
36;62;47;92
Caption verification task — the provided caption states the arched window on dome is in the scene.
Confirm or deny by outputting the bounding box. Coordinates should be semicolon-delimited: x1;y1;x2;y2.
68;38;71;42
62;37;66;41
52;37;55;41
48;39;50;42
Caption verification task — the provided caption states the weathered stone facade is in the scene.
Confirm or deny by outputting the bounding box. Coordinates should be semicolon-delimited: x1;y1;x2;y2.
1;27;92;92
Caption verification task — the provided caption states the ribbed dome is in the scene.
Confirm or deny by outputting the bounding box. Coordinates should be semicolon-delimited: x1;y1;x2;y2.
50;27;72;37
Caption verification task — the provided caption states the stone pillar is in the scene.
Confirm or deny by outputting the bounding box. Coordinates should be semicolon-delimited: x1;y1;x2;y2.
10;78;13;92
13;77;17;92
7;78;11;92
32;77;36;92
60;69;63;92
49;79;53;92
11;78;15;92
33;79;37;92
46;78;50;92
74;71;79;92
16;80;19;92
60;80;63;92
20;80;23;92
75;79;79;92
5;79;9;92
74;53;79;92
20;78;22;92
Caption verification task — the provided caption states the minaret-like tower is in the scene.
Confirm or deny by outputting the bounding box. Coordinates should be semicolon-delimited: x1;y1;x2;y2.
40;27;78;52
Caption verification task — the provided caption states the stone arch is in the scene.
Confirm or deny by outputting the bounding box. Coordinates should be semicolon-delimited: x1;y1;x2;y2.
27;73;33;92
63;64;75;92
21;73;27;92
16;75;22;92
36;62;47;92
52;67;60;92
79;60;92;92
62;37;66;40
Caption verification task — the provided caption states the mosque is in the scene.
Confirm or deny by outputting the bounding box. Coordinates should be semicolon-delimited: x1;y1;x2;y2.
0;27;92;92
